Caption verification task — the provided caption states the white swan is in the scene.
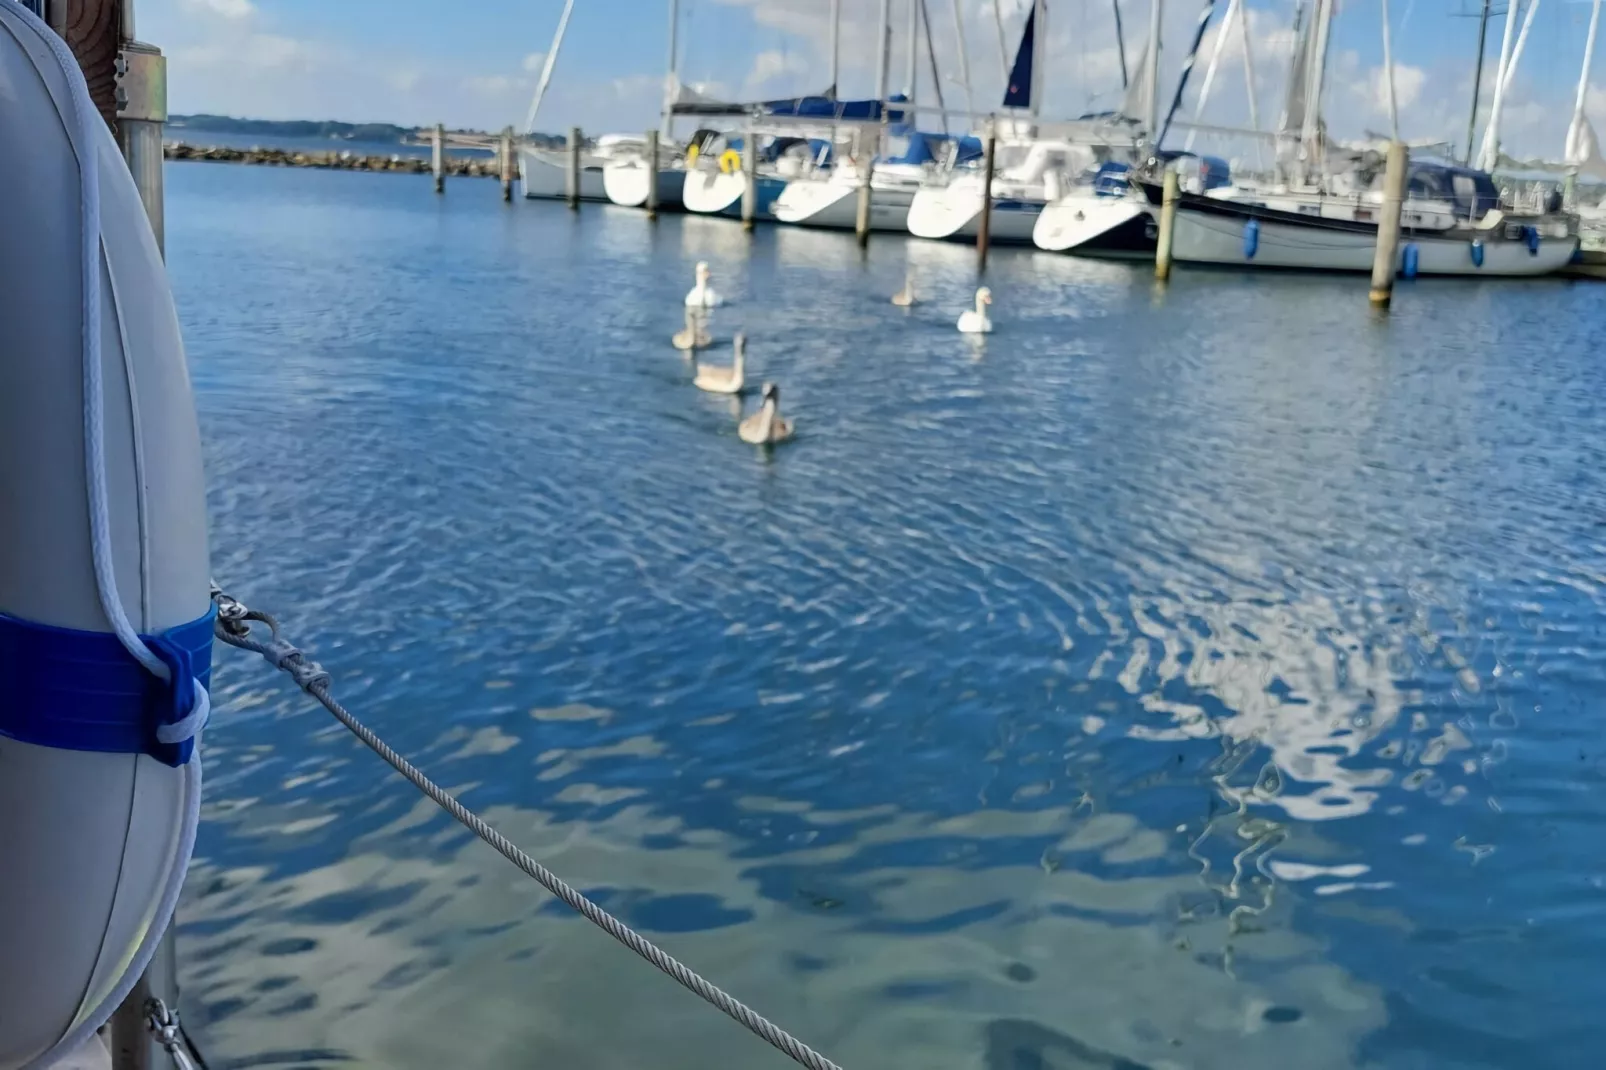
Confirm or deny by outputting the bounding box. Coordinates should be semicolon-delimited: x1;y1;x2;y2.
957;286;993;333
739;382;793;445
672;307;711;351
685;261;724;308
694;332;745;394
891;273;916;307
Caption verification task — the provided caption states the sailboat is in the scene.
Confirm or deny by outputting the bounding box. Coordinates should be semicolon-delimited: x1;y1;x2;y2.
517;0;609;201
674;97;876;218
1032;10;1161;257
771;0;981;232
907;1;1111;244
1135;0;1578;274
602;1;695;211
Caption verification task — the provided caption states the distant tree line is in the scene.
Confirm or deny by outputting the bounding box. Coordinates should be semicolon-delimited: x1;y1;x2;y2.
168;114;569;148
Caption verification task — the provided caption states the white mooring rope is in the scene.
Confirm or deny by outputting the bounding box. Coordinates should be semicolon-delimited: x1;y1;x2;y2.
210;584;845;1070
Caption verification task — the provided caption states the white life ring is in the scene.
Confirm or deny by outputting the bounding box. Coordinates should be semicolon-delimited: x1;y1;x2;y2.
0;6;211;1069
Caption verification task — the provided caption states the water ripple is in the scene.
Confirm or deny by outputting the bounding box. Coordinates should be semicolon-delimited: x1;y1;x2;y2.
170;163;1606;1069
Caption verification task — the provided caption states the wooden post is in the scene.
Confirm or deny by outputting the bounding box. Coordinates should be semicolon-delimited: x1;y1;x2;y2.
431;123;445;194
1155;168;1180;281
646;129;661;219
59;0;123;132
853;129;872;247
976;128;997;273
500;126;514;202
741;120;758;231
1368;141;1408;308
568;125;582;209
855;166;873;247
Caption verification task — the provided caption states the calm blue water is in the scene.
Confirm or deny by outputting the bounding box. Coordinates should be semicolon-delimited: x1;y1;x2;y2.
169;159;1606;1070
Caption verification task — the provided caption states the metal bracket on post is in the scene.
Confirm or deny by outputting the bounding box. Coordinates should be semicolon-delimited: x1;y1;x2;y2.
115;39;167;253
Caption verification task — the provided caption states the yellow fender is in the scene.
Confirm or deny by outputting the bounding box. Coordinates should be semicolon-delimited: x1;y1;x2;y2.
685;142;700;166
719;148;742;174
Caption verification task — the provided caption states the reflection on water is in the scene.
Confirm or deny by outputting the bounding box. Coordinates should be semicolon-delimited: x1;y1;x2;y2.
170;162;1606;1069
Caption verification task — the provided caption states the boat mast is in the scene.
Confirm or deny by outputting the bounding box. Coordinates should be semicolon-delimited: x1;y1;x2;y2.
1463;0;1492;163
1113;0;1130;88
951;0;977;115
1034;0;1047;120
1479;0;1521;162
1381;0;1398;139
661;0;680;138
921;0;952;132
877;0;893;105
524;0;577;135
1299;0;1333;181
1146;0;1164;142
992;0;1012;85
1568;0;1601;164
1479;0;1540;170
829;0;841;97
1239;0;1262;169
1185;0;1240;151
905;0;920;99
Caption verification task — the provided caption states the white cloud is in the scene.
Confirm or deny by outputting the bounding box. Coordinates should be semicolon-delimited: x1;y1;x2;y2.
1368;63;1425;115
742;48;811;93
522;51;547;74
179;0;254;19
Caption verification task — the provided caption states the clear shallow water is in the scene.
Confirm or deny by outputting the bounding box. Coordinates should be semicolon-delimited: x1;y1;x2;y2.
170;160;1606;1070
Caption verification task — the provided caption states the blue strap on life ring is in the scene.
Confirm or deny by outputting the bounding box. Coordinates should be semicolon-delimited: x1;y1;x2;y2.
0;606;214;767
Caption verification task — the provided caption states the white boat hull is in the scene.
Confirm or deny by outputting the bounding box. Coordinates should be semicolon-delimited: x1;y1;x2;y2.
681;169;786;218
906;184;1040;244
1034;195;1152;256
519;147;607;201
602;160;685;210
1171;207;1578;276
771;177;914;231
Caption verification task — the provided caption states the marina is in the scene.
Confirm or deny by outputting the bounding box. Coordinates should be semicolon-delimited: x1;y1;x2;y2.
171;159;1606;1069
7;0;1606;1068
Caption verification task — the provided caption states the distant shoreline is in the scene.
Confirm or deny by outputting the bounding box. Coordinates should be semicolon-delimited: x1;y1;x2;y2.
167;114;566;149
164;143;503;177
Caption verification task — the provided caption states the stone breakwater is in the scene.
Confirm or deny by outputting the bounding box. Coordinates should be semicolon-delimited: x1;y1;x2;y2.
163;142;500;177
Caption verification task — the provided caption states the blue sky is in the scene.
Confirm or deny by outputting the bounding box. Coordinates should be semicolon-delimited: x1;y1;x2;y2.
143;0;1603;158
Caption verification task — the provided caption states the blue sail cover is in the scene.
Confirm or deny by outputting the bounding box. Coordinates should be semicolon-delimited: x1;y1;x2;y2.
674;94;905;124
881;131;985;166
1003;5;1036;109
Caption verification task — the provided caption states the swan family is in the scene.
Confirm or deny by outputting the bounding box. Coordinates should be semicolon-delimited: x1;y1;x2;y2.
669;262;1003;447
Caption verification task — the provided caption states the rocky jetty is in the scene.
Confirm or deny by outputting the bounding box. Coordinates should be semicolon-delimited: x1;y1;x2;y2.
163;143;499;177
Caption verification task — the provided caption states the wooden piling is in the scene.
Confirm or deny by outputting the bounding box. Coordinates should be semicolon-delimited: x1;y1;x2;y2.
431;122;444;194
567;125;582;209
646;129;661;220
976;129;997;273
1368;141;1408;308
741;121;758;231
1154;168;1180;281
855;167;873;247
500;126;514;202
853;130;872;247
